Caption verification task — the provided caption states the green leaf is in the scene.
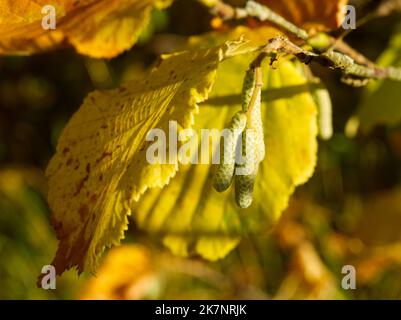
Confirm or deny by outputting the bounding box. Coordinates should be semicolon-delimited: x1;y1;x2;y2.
356;24;401;132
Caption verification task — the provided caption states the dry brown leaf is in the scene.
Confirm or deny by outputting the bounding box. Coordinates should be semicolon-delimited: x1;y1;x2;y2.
254;0;348;31
0;0;171;58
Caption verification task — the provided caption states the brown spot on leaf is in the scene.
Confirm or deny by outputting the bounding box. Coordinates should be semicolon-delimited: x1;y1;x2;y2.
89;194;97;203
96;151;112;164
139;141;148;151
50;215;61;230
50;215;68;239
74;174;89;196
79;204;89;221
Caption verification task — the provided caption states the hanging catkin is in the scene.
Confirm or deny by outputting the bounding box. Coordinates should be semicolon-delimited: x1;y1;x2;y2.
213;65;266;209
235;127;258;208
212;111;247;192
234;66;265;208
312;84;333;140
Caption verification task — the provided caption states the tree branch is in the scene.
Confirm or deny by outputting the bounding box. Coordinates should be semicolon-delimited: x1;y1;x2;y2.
375;0;401;18
206;0;309;40
203;0;401;83
261;37;401;81
243;1;309;40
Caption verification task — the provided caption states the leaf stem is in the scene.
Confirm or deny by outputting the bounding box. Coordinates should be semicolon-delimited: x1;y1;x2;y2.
246;66;263;121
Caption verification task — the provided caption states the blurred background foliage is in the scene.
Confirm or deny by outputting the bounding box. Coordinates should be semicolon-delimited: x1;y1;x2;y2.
1;0;401;299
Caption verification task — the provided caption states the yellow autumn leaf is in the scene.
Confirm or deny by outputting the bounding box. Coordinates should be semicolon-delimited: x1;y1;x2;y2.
45;39;252;276
133;27;318;260
0;0;171;58
79;245;157;300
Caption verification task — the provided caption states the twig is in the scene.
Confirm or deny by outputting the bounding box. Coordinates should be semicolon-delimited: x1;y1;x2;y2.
327;0;401;55
261;37;401;81
207;1;375;67
203;0;401;83
206;0;236;19
202;0;308;40
323;50;401;80
375;0;401;18
331;40;376;68
244;1;309;40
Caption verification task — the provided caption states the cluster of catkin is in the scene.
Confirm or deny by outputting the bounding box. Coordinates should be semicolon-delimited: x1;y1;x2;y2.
213;66;265;209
